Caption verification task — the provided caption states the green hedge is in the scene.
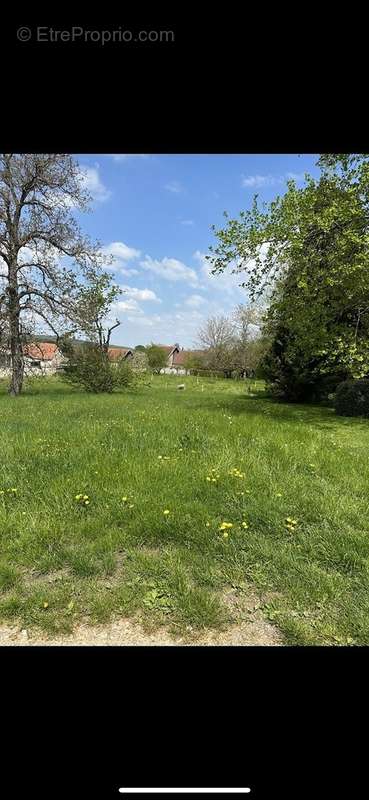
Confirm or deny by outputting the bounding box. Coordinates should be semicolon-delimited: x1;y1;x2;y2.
335;379;369;417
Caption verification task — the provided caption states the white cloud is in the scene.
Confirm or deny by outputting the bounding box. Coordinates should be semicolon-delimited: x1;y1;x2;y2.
102;241;141;262
80;166;111;202
242;172;306;189
242;174;280;188
193;250;247;297
121;286;161;302
101;241;141;273
115;299;143;313
123;308;207;346
106;154;149;161
120;267;139;277
140;255;199;286
164;181;183;194
185;293;206;308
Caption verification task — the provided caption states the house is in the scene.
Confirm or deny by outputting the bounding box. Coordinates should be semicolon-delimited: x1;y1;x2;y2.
159;345;205;375
106;346;133;363
22;340;66;375
0;338;134;378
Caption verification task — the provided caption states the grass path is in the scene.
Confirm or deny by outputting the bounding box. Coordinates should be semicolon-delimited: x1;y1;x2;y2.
1;375;369;645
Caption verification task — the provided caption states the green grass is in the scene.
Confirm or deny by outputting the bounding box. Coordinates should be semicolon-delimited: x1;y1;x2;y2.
1;373;369;644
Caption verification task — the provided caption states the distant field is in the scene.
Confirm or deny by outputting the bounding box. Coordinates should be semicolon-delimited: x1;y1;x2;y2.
1;374;369;645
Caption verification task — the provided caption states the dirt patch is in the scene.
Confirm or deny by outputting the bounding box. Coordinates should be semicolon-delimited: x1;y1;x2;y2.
0;586;282;646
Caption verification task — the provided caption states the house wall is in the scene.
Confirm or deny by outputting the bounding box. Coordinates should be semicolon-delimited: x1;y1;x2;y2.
0;350;66;378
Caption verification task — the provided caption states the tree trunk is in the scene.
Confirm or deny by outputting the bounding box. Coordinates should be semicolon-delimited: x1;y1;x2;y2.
8;272;24;397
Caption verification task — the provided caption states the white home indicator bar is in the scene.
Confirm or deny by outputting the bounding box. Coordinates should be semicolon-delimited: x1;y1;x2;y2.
119;790;251;795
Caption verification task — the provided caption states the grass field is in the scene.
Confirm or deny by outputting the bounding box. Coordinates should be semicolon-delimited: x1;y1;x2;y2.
1;373;369;645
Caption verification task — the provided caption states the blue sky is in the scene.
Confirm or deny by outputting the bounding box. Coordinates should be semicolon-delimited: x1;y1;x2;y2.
74;154;320;348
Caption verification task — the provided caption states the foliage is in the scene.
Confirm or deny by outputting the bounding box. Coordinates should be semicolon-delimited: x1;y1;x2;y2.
61;344;115;393
0;153;116;396
197;308;267;377
208;154;369;400
60;342;136;393
335;379;369;417
182;351;206;372
146;344;168;373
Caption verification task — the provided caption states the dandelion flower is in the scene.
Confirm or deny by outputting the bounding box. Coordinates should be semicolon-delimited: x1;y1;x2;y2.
206;522;210;527
241;522;249;529
163;509;170;516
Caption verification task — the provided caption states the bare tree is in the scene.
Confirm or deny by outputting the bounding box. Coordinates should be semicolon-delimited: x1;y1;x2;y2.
197;314;236;373
0;154;115;395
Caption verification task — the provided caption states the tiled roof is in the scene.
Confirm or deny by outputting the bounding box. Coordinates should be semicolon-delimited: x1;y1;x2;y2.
108;347;132;362
172;349;205;366
23;342;59;361
172;350;189;366
156;344;178;354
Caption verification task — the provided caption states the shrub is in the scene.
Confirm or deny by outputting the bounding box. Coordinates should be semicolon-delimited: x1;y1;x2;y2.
146;345;168;374
114;360;138;389
61;344;137;393
335;379;369;417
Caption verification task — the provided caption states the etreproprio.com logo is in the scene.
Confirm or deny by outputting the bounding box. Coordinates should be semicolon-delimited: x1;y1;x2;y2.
16;26;175;45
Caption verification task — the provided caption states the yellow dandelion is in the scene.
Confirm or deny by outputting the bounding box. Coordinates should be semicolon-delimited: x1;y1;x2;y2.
206;522;210;527
223;532;229;538
241;522;249;529
122;497;128;502
163;509;170;516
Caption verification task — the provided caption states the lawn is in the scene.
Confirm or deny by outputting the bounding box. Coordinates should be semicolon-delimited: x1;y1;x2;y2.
1;373;369;645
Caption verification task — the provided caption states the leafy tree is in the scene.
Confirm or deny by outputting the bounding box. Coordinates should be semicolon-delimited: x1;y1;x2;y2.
208;155;369;400
0;153;114;396
134;344;146;352
182;351;205;372
146;344;168;373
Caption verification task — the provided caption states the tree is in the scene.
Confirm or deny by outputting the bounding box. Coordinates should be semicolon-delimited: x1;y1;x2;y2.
182;351;205;372
146;344;168;373
69;273;122;354
0;153;114;396
135;344;146;352
208;156;369;400
197;314;236;372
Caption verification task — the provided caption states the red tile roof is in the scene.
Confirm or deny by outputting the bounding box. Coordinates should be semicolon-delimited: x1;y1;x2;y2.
107;347;132;362
172;350;189;366
156;344;178;354
172;349;205;366
23;342;59;361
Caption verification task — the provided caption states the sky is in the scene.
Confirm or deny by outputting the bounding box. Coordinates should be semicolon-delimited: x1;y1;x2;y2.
74;154;321;349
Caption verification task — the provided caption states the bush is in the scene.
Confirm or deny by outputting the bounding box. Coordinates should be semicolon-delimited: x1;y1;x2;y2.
61;345;137;393
335;379;369;417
